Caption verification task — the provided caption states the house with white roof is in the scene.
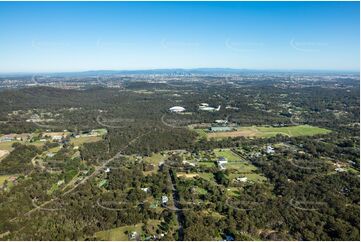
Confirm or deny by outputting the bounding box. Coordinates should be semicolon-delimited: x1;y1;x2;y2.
266;145;275;154
161;195;168;204
217;157;228;170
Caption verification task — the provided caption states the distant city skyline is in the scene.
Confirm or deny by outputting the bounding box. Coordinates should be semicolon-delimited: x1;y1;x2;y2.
0;1;359;72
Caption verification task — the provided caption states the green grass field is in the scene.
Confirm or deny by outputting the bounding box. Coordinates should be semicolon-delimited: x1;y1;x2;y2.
203;124;331;139
227;161;267;183
177;172;215;183
195;187;208;195
70;136;102;146
95;224;143;241
47;183;59;195
0;140;46;150
229;171;267;183
192;128;207;140
0;142;16;151
92;128;108;135
142;152;168;175
197;172;215;182
198;161;215;168
214;149;242;162
0;175;12;186
144;153;167;165
28;140;47;147
95;220;161;241
200;209;225;220
227;162;256;173
212;150;267;183
250;125;331;138
227;187;242;197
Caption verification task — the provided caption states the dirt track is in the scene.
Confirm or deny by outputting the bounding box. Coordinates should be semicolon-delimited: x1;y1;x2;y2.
0;150;9;160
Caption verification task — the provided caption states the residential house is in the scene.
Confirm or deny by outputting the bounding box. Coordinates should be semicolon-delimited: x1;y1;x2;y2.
217;157;228;170
266;145;275;154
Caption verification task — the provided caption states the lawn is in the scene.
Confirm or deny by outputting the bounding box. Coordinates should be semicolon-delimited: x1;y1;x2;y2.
0;175;13;186
346;167;359;174
192;128;207;140
246;173;267;182
92;128;107;136
226;160;268;183
47;183;59;195
200;209;225;220
197;172;215;182
0;139;47;151
229;171;267;183
0;142;16;151
227;162;256;173
95;223;143;241
28;140;46;147
227;187;242;197
198;161;215;168
144;220;162;235
177;172;215;183
70;136;102;146
48;146;62;153
95;220;161;241
194;187;208;195
144;152;167;165
214;149;242;162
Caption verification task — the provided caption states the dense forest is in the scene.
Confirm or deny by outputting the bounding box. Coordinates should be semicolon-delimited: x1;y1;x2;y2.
0;77;359;240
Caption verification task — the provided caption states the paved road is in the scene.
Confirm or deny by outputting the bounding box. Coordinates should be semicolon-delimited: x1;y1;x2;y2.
168;168;185;240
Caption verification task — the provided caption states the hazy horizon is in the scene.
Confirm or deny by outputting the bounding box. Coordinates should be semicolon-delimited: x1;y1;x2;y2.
0;67;359;76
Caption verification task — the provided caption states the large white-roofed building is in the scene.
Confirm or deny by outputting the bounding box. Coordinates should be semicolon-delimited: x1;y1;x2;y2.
199;104;221;112
169;106;185;113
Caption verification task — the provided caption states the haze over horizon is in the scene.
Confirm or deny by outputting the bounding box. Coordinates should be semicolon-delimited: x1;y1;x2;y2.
0;1;359;72
0;68;359;76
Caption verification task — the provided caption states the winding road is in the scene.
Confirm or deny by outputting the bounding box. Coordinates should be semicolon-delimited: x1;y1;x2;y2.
17;131;152;218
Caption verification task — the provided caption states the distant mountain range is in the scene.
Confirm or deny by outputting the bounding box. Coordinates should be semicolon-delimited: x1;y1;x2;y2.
0;68;359;77
49;68;261;76
55;68;359;76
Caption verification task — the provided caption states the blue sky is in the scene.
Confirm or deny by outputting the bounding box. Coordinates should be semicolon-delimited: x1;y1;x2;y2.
0;1;359;72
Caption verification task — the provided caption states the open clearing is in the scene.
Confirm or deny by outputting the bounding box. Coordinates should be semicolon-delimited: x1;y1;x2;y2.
0;175;14;186
176;172;214;182
0;150;10;160
95;223;143;241
144;153;166;165
214;148;267;183
177;172;198;178
0;135;101;153
197;172;215;182
206;125;331;139
95;220;161;241
70;136;102;146
0;140;46;150
214;149;242;162
198;161;215;168
0;142;15;151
